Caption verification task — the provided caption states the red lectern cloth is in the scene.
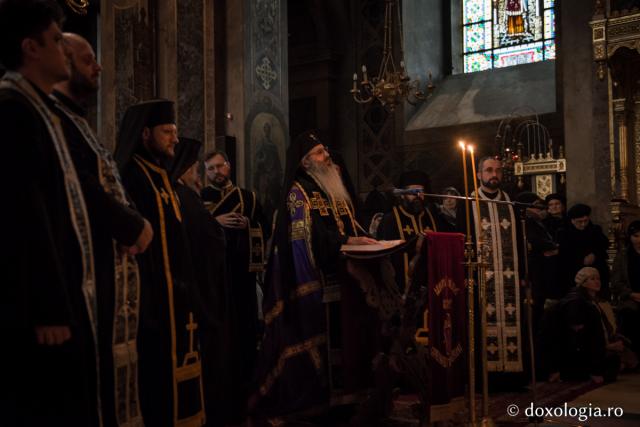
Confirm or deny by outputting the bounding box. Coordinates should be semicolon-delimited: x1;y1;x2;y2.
425;232;467;421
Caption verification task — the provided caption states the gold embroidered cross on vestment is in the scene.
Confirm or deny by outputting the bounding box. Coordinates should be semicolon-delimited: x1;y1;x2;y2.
310;192;330;216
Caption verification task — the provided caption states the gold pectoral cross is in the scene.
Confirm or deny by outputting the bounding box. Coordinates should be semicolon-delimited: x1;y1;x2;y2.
403;225;415;235
310;192;330;216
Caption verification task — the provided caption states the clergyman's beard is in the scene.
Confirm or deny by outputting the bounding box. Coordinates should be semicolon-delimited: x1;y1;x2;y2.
402;197;424;215
145;137;173;163
306;160;352;204
210;174;229;188
482;178;500;191
69;64;97;100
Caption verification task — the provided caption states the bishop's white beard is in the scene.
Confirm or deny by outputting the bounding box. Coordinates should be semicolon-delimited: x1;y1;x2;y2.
306;159;352;205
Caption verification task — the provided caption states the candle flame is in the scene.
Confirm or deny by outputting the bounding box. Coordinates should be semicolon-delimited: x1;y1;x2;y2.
458;141;466;150
468;145;475;153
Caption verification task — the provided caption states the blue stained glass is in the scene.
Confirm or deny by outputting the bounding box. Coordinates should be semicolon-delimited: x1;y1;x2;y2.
462;0;554;73
493;42;544;68
464;52;492;73
464;22;492;53
544;8;555;39
464;0;491;24
544;40;556;59
529;0;543;39
464;0;482;23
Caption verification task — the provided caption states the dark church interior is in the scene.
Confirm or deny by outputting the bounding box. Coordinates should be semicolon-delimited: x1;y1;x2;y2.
2;0;640;426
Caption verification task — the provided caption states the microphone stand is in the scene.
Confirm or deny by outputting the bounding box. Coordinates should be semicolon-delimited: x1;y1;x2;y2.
519;206;542;425
418;191;565;426
396;189;580;425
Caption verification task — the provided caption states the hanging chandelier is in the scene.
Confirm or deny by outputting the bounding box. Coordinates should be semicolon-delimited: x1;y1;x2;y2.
351;0;434;111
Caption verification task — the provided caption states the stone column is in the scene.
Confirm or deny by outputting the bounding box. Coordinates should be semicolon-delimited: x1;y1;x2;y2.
561;0;610;225
176;0;205;142
156;1;178;104
99;0;155;151
99;0;218;151
175;0;217;147
223;0;288;221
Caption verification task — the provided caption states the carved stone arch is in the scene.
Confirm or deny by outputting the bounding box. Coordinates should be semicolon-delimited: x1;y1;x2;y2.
608;41;640;58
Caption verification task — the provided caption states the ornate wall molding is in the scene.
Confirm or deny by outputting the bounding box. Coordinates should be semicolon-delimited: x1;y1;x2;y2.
591;3;640;259
613;98;630;200
242;0;289;207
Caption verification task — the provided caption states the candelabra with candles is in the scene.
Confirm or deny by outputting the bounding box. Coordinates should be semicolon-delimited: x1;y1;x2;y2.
350;0;435;111
459;142;495;427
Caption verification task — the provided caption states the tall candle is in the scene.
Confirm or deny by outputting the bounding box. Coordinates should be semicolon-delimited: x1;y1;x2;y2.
459;141;471;242
469;145;482;244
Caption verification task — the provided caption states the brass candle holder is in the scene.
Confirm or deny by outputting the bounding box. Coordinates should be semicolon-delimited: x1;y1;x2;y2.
460;142;478;426
469;146;495;427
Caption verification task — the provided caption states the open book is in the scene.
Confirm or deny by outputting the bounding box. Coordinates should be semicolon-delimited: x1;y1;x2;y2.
340;239;406;258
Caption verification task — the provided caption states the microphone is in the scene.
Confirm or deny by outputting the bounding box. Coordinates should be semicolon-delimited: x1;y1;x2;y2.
391;188;424;196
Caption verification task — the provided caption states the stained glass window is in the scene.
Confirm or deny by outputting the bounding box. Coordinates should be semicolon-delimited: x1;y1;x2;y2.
463;0;556;73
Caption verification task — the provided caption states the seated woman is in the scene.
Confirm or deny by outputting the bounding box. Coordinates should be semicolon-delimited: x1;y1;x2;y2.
437;187;460;229
544;267;623;384
611;220;640;357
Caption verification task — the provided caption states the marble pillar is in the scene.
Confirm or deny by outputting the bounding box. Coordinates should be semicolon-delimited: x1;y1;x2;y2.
223;0;288;221
561;0;610;225
99;0;154;151
99;0;217;152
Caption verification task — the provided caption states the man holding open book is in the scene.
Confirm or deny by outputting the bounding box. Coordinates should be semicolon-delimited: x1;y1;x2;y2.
250;130;379;423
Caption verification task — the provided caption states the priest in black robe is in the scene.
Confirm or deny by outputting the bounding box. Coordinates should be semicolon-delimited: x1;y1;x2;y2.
455;156;528;391
52;32;152;427
1;2;101;426
377;170;450;294
116;100;205;427
514;192;558;333
201;150;268;423
170;137;231;427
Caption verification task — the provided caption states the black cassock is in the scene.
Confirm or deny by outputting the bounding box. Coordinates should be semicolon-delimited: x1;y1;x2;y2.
1;76;98;426
53;90;145;427
377;203;449;293
175;182;231;427
201;184;266;423
558;222;610;299
121;150;205;427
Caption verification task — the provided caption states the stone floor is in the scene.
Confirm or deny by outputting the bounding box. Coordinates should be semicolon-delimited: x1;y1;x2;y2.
386;372;640;427
540;372;640;427
277;372;640;426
